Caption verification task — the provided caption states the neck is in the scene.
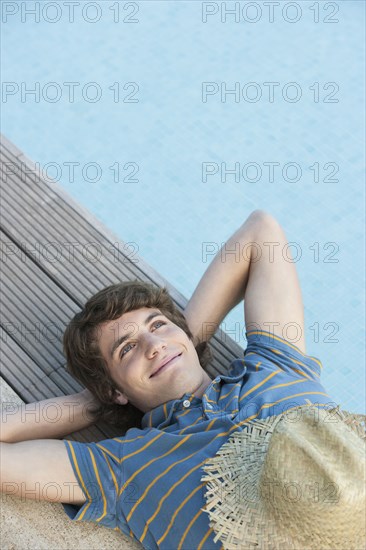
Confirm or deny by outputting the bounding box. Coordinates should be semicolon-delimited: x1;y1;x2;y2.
192;372;213;399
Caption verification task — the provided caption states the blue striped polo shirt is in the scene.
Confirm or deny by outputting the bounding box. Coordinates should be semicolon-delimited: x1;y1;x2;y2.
62;330;336;550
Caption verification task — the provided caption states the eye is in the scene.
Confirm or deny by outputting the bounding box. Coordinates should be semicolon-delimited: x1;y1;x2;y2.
120;342;134;358
119;320;166;358
153;320;166;329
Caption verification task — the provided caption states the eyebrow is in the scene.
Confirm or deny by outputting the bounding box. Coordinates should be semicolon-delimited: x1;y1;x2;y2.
109;311;163;359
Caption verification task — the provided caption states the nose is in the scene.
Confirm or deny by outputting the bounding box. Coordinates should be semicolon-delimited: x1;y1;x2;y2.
143;332;167;358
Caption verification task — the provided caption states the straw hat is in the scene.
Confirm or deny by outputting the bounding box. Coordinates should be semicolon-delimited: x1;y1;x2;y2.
201;404;366;550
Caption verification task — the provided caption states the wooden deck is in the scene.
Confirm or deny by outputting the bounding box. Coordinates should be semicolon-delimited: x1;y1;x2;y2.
0;133;243;442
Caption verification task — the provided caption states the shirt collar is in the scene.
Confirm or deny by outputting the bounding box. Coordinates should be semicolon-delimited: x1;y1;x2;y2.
141;359;246;429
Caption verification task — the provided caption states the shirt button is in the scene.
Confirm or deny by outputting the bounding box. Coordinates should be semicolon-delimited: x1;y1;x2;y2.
183;400;191;408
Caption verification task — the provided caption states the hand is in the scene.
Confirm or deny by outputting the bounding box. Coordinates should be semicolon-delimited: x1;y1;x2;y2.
79;388;98;403
78;388;101;421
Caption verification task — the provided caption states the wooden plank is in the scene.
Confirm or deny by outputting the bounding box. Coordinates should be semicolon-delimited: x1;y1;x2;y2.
1;332;62;402
0;147;158;285
0;133;23;159
0;230;78;371
48;365;84;395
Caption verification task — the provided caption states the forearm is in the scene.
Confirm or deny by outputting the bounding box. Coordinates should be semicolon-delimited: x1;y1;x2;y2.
184;209;269;345
0;390;98;443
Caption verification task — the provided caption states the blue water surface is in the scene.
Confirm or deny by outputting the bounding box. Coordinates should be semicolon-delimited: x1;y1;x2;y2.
1;0;365;413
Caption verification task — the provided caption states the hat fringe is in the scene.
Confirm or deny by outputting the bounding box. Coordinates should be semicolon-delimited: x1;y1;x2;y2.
332;406;366;439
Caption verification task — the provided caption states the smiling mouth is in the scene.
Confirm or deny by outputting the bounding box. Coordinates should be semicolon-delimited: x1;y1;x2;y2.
150;353;182;377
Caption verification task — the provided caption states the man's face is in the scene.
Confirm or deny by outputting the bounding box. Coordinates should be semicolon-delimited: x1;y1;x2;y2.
97;307;212;413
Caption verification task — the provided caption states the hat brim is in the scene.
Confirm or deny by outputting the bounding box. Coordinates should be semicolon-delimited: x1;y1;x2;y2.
201;405;366;550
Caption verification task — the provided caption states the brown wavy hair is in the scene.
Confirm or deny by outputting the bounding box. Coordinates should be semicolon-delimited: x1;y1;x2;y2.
63;280;213;431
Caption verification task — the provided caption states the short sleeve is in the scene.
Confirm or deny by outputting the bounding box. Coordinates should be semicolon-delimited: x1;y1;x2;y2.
244;329;324;381
62;438;122;530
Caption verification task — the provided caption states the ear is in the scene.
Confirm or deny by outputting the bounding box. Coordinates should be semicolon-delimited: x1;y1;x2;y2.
112;390;129;406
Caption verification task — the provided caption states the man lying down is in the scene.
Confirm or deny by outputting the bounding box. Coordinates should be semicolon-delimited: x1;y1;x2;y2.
1;210;365;550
